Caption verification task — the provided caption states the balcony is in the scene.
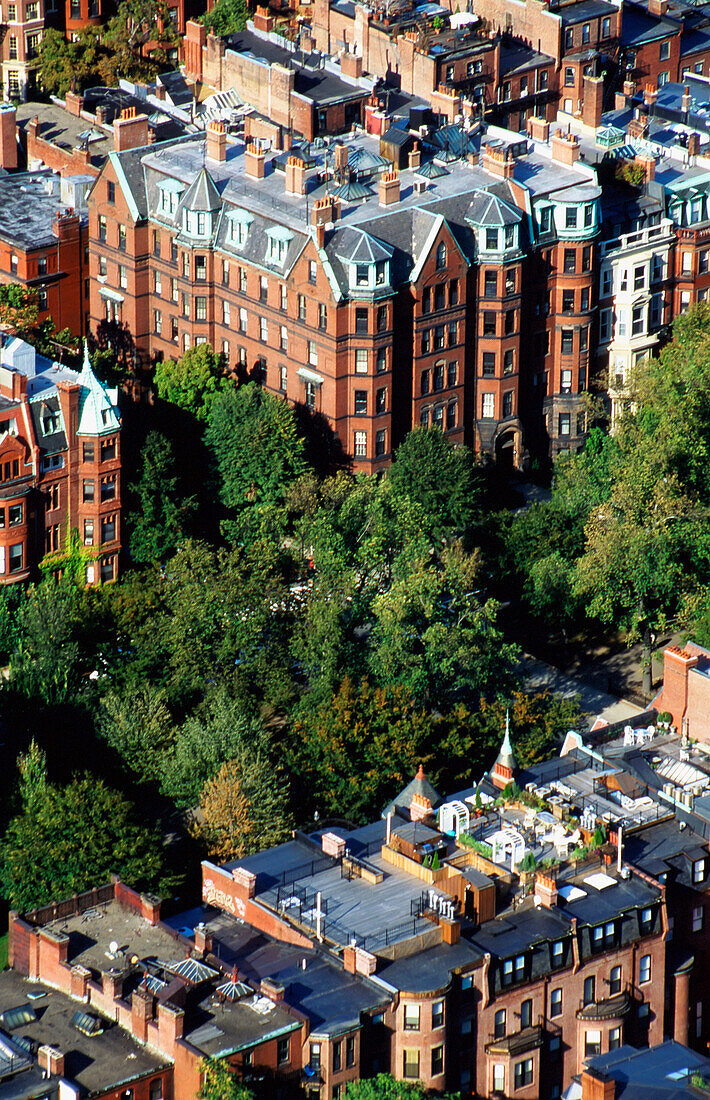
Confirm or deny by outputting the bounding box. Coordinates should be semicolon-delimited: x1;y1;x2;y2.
486;1024;544;1057
576;989;631;1022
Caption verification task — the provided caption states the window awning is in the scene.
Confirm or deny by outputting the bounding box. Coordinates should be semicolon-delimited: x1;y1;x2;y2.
99;287;125;303
297;367;324;385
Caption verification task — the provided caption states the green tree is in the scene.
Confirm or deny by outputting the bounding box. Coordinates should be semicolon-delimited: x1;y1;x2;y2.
101;0;178;81
206;383;307;542
16;740;48;812
1;767;163;910
193;752;291;861
199;1059;254;1100
36;26;106;95
128;431;195;563
154;344;226;422
388;427;482;537
97;684;174;784
287;677;433;823
0;285;39;339
199;0;248;34
346;1074;459;1100
160;692;273;809
0;585;26;665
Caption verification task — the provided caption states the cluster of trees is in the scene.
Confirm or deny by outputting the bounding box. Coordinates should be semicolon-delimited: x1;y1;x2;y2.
501;303;710;693
0;343;581;910
199;1062;458;1100
36;0;178;97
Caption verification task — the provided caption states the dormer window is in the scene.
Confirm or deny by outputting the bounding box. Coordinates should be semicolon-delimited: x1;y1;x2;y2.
356;264;369;286
504;225;515;249
694;858;706;883
565;207;578;230
41;405;59;435
184;210;211;237
485;228;499;250
436;241;447;269
157;179;184;217
375;261;387;285
266;226;294;267
227;208;254;249
539;207;552;233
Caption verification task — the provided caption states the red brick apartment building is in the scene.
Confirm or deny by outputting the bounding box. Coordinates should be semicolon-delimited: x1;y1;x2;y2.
88;116;601;469
0;336;121;584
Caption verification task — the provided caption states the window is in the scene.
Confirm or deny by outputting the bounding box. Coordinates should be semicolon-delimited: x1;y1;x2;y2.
505;269;516;296
118;224;126;251
404;1004;420;1031
503;391;513;417
446;401;456;430
449;279;459;305
462;974;473;991
354;391;367;416
565;207;578;231
609;1027;621;1051
581;287;590;312
694;906;704;932
8;503;22;527
561;369;572;394
45;483;59;511
561;329;574;355
550;988;562;1017
100;556;115;583
101;438;116;462
520;999;532;1029
195;255;206;281
83;442;95;463
346;1036;355;1067
562;289;574;312
539;207;551;233
279;326;288;352
309;260;318;284
552;941;564;967
600;309;611;342
356;264;369;287
375;429;386;456
101;515;116;544
609;966;622;995
182;292;190;319
421;370;430;396
631;304;644;336
98;215;107;242
698;1002;704;1039
504;310;515;335
640;955;651;984
376;348;387;374
196;297;207;322
298;294;307;322
658;70;670;86
280;283;287;311
355;349;368;374
354;431;367;458
602;16;610;37
99;256;107;278
260;317;268;343
482;353;495;377
559;413;571;436
482;392;495;418
377;305;388;331
435;241;447;269
434;325;445;351
376;388;387;414
222;300;231;327
434;283;446;311
239;307;247;333
431;1046;443;1076
493;1065;505;1093
694;859;706;883
660;39;670;60
280;365;287;392
403;1050;420;1080
484;271;497;297
356;308;368;334
149;1079;163;1100
308;341;318;367
154;309;162;335
305;381;316;409
333;1041;342;1073
483;311;496;336
514;1059;533;1089
585;1030;602;1057
494;1009;506;1039
447;362;458;387
101;475;116;501
310;1043;321;1070
259;275;268;303
486;228;499;251
5;539;25;574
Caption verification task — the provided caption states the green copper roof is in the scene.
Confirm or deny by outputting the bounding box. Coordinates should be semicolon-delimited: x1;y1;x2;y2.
77;342;121;437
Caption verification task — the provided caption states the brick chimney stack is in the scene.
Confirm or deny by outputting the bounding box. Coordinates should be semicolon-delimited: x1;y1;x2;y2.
643;83;658;108
550;129;580;166
534;873;558;908
408;141;421;170
582;74;604;129
581;1068;616;1100
244;142;266;180
482;143;515;179
206;120;226;163
38;1047;65;1077
285;155;306;195
113;107;150;152
527;116;550;142
682;86;692;113
0;104;17;171
378;169;400;205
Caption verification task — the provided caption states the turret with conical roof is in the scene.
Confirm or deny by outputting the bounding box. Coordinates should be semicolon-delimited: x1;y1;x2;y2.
490;710;517;790
77;341;120;438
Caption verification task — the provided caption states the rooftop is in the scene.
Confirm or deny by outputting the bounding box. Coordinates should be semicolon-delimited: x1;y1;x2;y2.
0;970;167;1096
0;172;88;250
42;900;181;977
568;1040;710;1099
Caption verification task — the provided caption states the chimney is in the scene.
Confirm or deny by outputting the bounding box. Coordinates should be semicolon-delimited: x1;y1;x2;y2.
659;645;699;730
527;115;550;142
0;104;17;171
341;49;363;79
534;873;558;908
38;1047;65;1078
312;194;340;231
689;131;700;156
194;925;213;956
623;80;636;97
582;74;604;129
482;143;514;179
285;155;306;195
551;129;580;166
260;978;286;1002
113;107;150;152
95;105;109;126
231;866;257;897
157;1002;184;1048
648;0;667;14
64;90;84;117
102;969;125;1001
410;791;433;822
378;169;400;205
206;120;226;163
581;1068;616;1100
321;832;346;858
131;988;154;1043
682;86;692;113
634;154;655;182
333;143;349;174
408;141;421;170
244;142;266;180
643;83;658;108
253;5;274;31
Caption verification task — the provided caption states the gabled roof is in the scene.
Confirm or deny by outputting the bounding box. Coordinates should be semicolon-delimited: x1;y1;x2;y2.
77;343;120;438
179;167;222;213
466;190;522;226
335;227;393;263
382;765;443;818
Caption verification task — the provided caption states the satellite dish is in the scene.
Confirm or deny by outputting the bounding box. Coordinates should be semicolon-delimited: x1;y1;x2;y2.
109;941;119;955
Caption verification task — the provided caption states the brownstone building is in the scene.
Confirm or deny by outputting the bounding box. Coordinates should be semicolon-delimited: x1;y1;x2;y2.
0;336;121;584
88;117;601;469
